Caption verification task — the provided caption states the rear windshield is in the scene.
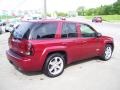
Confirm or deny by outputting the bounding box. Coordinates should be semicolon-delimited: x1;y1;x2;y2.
12;22;58;40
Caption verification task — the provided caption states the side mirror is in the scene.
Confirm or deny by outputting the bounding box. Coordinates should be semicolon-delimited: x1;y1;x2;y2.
96;33;102;37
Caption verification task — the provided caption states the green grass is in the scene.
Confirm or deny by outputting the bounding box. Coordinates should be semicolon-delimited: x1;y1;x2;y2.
85;15;120;22
0;15;15;20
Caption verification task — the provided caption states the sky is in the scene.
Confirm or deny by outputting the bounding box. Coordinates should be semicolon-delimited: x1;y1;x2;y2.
0;0;117;12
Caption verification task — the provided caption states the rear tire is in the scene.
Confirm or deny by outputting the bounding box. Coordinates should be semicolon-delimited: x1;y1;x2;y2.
100;44;113;61
43;53;65;77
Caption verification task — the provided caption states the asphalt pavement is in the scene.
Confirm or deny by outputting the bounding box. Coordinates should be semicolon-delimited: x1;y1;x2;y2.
0;19;120;90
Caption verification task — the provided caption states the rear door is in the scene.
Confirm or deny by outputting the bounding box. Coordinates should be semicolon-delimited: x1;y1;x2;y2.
60;22;81;63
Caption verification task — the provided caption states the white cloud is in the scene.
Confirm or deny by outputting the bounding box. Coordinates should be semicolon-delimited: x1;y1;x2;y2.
16;0;43;10
47;0;117;12
0;0;117;12
0;0;24;10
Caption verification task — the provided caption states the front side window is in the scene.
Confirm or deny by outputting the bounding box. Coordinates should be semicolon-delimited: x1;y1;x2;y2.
80;24;96;37
62;23;77;38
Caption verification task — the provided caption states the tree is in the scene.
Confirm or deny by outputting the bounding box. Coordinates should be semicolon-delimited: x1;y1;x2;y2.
76;6;85;16
83;0;120;15
85;8;95;16
113;1;120;14
55;12;67;17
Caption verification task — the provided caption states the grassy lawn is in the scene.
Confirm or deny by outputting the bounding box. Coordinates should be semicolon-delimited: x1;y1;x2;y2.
0;15;15;20
85;15;120;22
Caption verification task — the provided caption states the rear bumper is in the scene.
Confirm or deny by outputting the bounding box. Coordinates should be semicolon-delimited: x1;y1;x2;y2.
6;50;37;72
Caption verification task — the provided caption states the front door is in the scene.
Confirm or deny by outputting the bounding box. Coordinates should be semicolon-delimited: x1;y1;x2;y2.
77;23;101;60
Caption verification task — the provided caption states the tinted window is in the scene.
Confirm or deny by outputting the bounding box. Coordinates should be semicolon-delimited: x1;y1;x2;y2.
12;22;33;39
12;22;58;40
30;22;58;40
62;23;77;38
80;24;96;37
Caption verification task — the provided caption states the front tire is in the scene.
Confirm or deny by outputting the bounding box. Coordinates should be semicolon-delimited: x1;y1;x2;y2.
100;44;113;61
43;53;65;77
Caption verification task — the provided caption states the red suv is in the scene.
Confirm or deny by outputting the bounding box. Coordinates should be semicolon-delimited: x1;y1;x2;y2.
6;20;114;77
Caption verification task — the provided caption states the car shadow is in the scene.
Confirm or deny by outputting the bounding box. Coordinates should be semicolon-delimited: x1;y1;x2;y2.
15;57;103;76
20;71;43;76
65;57;102;68
13;66;43;76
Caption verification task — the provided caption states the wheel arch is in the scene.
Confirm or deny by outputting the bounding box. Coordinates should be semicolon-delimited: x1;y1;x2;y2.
46;50;68;65
41;50;68;71
106;42;114;51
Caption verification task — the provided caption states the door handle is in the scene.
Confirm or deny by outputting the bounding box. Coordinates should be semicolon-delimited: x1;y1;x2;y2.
75;40;87;44
80;41;87;44
62;42;67;45
82;41;87;43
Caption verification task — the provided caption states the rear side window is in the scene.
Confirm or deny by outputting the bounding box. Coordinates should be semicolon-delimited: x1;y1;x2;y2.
30;22;58;40
61;23;77;38
12;22;58;40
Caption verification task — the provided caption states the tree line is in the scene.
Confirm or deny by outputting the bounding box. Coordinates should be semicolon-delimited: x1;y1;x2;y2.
77;0;120;16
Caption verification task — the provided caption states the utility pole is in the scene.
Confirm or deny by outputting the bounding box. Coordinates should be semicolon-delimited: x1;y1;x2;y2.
43;0;47;18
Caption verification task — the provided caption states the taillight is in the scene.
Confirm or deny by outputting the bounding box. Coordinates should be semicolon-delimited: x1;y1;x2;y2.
8;35;12;48
25;43;34;56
